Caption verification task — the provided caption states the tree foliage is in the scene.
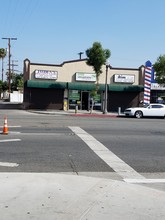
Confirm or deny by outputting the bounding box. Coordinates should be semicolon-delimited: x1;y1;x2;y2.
153;55;165;84
85;42;111;112
86;42;111;86
11;73;23;91
2;81;8;91
0;80;8;92
0;48;7;59
0;73;23;92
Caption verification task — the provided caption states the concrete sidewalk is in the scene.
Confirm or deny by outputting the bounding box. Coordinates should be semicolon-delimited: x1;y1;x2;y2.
29;109;124;117
0;172;164;220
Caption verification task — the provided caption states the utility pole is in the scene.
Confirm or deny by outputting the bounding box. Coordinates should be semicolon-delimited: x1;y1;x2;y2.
2;57;4;82
2;37;17;93
11;60;18;82
103;61;109;114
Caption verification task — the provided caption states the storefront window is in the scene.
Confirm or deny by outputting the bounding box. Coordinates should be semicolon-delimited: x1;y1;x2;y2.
151;91;165;103
69;90;81;109
93;93;101;110
68;90;102;110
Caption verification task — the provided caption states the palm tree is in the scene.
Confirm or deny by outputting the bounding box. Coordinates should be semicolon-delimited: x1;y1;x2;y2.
0;48;7;82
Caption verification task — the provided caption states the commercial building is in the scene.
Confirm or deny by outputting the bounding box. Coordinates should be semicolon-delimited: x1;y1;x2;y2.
23;58;144;112
150;69;165;103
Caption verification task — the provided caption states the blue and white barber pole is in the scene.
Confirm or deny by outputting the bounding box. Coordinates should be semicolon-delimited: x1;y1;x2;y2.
143;61;152;105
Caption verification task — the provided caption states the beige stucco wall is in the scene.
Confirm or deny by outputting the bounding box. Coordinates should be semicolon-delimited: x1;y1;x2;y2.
29;59;140;85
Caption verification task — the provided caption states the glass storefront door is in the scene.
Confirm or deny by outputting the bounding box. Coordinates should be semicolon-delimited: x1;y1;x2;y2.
68;89;102;111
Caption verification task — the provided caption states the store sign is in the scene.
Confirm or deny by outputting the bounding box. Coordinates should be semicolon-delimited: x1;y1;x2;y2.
69;90;80;100
114;74;135;83
151;83;165;90
76;72;96;82
35;70;58;80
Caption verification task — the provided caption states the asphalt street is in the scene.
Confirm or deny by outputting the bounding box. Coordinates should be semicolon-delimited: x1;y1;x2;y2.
0;109;165;175
0;109;165;219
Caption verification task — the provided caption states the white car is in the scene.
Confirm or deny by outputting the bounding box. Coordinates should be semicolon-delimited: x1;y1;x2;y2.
124;103;165;118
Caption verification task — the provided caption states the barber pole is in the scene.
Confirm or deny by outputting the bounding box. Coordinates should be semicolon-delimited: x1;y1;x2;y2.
143;61;152;105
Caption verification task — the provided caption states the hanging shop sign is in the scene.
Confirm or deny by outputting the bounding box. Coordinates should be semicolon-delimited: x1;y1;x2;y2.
35;70;58;80
76;72;96;82
151;83;165;90
114;74;135;83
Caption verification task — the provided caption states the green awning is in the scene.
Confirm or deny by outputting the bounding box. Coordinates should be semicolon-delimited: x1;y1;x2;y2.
109;84;144;92
68;83;143;92
68;82;105;91
27;80;143;92
27;80;67;89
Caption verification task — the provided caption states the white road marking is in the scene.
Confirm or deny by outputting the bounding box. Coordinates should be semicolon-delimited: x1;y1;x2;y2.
0;126;21;128
8;131;21;134
11;133;65;135
124;179;165;183
69;126;145;180
1;132;65;136
0;162;19;167
0;139;21;143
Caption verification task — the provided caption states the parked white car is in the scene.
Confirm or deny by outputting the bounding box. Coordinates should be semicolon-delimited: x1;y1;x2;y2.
124;103;165;118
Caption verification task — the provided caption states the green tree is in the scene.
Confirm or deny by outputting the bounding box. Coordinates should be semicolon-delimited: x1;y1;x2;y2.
86;42;111;88
86;42;111;112
11;73;23;91
0;80;8;96
153;55;165;84
2;81;8;91
0;48;6;59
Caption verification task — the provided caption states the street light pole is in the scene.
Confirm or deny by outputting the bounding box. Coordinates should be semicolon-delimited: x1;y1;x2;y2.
2;37;17;93
78;52;84;59
103;61;109;114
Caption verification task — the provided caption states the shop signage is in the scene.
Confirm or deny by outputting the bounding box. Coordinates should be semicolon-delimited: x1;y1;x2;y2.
114;74;135;83
69;90;80;100
76;72;96;82
35;70;58;80
151;83;165;90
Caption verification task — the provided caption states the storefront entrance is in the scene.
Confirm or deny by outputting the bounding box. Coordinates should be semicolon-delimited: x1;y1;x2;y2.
68;90;90;110
68;90;102;111
81;91;102;111
81;91;89;110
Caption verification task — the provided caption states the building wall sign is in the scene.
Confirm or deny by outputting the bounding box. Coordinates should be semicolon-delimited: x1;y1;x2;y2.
35;70;58;80
151;83;165;90
76;72;96;82
114;74;135;83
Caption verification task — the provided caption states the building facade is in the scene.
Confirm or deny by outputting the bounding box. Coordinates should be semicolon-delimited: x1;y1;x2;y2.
23;58;144;112
150;68;165;103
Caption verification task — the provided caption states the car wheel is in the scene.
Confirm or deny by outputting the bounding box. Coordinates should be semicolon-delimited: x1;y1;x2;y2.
135;111;143;118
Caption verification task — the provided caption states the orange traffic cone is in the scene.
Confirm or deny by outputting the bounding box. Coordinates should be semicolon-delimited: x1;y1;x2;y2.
2;116;8;135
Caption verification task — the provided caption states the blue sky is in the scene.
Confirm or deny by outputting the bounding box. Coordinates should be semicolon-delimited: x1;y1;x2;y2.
0;0;165;74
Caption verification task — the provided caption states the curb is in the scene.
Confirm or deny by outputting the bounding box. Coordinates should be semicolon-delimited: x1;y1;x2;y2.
28;110;125;118
70;113;119;117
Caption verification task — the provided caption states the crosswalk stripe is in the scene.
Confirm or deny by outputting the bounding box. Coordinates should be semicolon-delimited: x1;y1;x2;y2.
0;139;21;143
0;162;19;167
124;179;165;183
69;126;145;180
